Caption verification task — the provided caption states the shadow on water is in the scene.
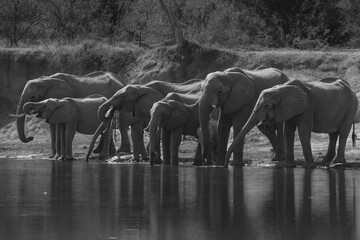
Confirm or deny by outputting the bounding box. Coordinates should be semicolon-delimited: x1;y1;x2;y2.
0;159;359;240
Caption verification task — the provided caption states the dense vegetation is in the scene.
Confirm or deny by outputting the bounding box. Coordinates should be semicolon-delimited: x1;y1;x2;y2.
0;0;359;49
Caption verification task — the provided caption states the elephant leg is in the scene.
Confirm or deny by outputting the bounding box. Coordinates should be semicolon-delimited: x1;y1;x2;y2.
99;124;112;160
118;111;131;153
153;129;163;164
130;121;147;161
284;121;296;167
170;128;183;166
332;123;353;164
118;127;131;153
64;121;77;161
257;124;276;149
57;124;66;160
140;120;149;161
49;123;56;158
216;114;232;165
162;128;171;165
274;122;285;161
322;132;338;163
193;142;202;166
55;124;63;159
298;123;315;167
230;106;254;166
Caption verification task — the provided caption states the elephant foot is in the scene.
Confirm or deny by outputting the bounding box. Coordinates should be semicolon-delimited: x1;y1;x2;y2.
230;161;245;167
153;157;163;165
321;156;334;164
329;162;345;168
331;157;345;164
302;162;316;168
141;157;149;162
192;159;203;166
276;161;296;168
54;154;61;160
118;146;131;154
271;154;286;162
49;153;56;158
129;157;141;162
99;154;110;161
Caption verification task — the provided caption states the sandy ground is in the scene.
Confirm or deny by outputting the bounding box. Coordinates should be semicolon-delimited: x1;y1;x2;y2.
1;115;360;169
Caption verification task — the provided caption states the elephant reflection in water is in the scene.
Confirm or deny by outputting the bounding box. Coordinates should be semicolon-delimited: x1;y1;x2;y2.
226;78;358;167
148;92;218;166
18;94;114;160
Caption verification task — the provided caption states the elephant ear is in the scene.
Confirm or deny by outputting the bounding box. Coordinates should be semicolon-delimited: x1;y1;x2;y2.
275;83;310;122
223;72;257;114
166;100;189;130
47;98;78;124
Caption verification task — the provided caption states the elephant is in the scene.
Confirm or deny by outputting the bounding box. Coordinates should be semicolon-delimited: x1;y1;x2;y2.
20;94;115;160
97;85;164;161
14;71;131;158
198;67;289;166
144;79;203;98
225;78;358;167
148;92;218;166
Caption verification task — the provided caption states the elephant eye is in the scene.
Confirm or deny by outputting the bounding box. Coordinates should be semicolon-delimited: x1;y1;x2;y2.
264;103;271;109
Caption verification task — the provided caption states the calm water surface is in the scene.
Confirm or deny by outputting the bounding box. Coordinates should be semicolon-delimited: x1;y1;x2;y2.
0;159;359;240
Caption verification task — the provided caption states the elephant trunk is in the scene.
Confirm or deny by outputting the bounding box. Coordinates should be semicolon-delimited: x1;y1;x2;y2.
16;97;33;143
224;112;260;167
86;122;107;162
199;99;212;164
148;115;161;166
23;102;42;114
98;101;116;122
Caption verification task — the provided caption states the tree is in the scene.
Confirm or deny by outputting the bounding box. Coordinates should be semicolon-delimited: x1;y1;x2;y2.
0;0;44;46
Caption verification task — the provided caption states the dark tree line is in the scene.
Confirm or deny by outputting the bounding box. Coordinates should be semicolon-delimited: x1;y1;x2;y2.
0;0;359;48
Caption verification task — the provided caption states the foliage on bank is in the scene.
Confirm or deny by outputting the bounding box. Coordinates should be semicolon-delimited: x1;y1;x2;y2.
0;0;359;49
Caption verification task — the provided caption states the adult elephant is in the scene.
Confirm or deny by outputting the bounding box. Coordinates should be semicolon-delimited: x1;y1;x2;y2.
198;67;289;166
98;85;164;161
225;78;358;167
145;79;203;97
20;95;114;160
148;92;218;166
15;71;131;158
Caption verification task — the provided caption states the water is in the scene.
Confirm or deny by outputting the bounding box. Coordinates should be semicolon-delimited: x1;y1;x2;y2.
0;159;359;240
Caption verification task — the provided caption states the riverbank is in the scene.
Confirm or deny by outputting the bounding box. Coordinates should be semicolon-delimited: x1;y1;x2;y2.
1;42;360;166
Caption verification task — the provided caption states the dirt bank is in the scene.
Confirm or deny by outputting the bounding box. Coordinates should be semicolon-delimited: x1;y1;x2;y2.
1;42;360;166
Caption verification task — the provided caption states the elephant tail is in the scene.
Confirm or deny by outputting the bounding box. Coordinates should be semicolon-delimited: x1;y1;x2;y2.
352;122;357;148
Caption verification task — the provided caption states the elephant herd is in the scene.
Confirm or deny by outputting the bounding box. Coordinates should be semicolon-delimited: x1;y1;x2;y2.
12;68;359;167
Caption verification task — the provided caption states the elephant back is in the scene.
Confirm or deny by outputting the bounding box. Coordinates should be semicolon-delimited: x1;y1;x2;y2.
242;68;289;93
51;72;125;99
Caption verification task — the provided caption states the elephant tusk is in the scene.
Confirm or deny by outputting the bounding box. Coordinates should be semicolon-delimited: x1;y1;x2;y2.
211;105;217;110
9;113;26;118
105;107;114;118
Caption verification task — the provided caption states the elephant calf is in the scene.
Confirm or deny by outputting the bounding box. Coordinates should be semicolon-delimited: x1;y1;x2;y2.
22;94;114;160
148;92;218;166
225;78;358;167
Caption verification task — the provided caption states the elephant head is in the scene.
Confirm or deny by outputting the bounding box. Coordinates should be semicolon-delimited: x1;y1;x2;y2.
198;71;256;162
148;99;189;165
23;98;77;124
224;80;310;166
97;85;160;122
15;77;74;142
